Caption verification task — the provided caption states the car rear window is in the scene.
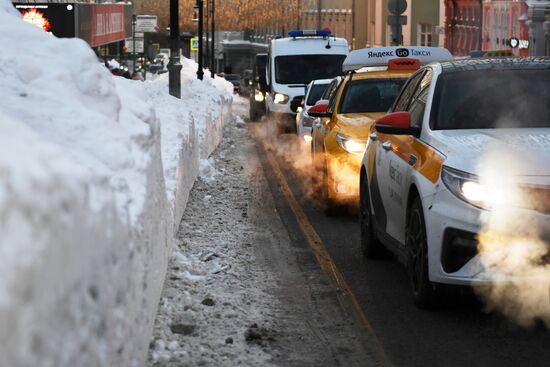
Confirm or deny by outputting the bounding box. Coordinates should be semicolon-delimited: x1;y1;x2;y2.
431;69;550;130
338;78;406;114
306;83;329;105
224;75;240;81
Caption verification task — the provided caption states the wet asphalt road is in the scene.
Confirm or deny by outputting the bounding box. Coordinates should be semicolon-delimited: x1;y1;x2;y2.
250;121;550;367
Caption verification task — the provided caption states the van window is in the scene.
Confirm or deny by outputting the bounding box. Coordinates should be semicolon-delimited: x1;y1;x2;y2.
275;55;346;84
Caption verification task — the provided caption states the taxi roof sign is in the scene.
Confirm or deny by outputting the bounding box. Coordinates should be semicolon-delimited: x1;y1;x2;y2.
343;46;453;72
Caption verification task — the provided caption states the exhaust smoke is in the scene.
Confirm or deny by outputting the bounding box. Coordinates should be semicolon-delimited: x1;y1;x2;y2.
474;143;550;327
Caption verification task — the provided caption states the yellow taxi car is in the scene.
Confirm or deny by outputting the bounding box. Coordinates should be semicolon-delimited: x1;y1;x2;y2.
309;46;453;214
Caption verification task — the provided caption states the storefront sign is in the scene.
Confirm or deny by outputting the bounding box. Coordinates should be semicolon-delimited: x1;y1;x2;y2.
14;3;76;38
14;2;132;47
90;5;126;46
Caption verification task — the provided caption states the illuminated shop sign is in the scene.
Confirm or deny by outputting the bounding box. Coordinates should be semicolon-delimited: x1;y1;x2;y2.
13;3;132;47
14;3;76;38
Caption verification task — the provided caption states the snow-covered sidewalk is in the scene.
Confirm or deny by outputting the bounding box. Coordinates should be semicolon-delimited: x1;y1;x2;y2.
148;98;377;366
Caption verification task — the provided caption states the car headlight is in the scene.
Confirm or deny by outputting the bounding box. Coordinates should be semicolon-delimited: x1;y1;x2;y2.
273;93;289;104
254;91;264;102
336;133;369;155
441;166;512;209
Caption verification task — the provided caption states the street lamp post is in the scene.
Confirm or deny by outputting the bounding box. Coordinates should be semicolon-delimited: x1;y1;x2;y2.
168;0;182;98
196;0;204;80
205;0;209;70
210;0;215;78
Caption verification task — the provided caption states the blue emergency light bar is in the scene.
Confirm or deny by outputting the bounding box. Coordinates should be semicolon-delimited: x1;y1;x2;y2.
288;29;331;38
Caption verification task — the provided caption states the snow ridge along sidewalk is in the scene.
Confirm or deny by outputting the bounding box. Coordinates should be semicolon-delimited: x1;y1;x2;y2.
0;3;232;366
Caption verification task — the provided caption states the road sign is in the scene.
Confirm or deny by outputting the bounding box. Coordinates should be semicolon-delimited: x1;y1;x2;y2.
388;0;407;15
125;37;144;53
190;37;199;52
388;15;407;26
135;15;157;32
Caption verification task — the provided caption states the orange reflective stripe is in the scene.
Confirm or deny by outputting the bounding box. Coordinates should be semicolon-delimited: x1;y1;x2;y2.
380;135;445;183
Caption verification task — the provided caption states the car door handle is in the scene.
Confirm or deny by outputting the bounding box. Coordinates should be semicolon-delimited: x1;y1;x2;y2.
381;141;392;151
369;132;377;141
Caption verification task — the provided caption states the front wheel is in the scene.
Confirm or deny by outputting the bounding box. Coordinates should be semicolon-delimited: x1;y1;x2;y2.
320;162;340;216
359;178;386;258
407;197;439;308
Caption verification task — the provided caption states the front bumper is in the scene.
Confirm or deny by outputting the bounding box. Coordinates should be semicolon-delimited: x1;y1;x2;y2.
325;144;362;204
426;187;550;285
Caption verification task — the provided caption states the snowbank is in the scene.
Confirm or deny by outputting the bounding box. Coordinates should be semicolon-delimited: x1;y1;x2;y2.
0;1;232;366
145;58;233;227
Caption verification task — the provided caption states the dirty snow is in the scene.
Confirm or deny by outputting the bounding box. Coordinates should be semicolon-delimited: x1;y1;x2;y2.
0;1;234;365
148;97;377;366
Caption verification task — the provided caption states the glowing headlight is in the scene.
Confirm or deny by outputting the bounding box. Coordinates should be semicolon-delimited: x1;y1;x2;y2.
254;91;265;102
441;166;511;209
336;133;369;155
273;93;289;104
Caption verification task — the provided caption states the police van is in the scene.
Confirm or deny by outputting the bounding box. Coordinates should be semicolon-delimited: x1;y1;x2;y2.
265;30;349;134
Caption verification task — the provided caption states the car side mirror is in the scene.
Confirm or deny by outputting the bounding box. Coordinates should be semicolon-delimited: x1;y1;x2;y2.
307;103;331;118
290;96;304;113
374;112;420;137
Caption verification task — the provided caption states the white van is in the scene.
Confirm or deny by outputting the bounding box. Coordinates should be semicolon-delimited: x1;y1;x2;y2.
266;30;348;134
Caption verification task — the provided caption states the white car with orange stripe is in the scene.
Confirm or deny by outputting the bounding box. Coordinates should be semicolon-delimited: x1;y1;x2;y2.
359;57;550;308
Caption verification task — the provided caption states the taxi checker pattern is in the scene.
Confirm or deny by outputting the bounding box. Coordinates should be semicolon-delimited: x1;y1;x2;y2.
360;57;550;307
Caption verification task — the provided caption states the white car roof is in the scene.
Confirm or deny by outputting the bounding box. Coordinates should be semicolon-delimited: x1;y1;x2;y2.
343;46;453;72
271;37;349;56
311;78;333;85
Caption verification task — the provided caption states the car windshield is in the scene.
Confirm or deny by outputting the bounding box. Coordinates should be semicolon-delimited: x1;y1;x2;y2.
339;78;407;114
306;83;329;105
432;69;550;130
275;55;346;85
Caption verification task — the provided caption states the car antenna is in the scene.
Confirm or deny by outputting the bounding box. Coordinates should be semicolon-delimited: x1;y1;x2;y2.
325;37;331;49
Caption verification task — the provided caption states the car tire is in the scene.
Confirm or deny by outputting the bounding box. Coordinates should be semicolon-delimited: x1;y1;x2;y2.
310;144;321;200
249;105;260;122
359;178;386;258
320;161;340;216
407;196;439;309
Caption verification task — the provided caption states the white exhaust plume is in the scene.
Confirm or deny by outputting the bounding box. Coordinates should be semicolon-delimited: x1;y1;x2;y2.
474;143;550;327
250;121;324;201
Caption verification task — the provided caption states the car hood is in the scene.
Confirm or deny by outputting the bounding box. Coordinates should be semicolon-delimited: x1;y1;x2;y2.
426;129;550;178
335;112;385;139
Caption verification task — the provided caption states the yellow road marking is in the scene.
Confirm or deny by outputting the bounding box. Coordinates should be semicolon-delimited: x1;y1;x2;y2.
259;140;394;367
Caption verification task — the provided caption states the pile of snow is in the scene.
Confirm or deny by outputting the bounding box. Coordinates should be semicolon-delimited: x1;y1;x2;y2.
145;58;233;225
0;1;233;366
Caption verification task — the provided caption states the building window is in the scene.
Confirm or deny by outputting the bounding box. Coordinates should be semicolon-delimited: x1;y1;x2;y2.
418;23;432;46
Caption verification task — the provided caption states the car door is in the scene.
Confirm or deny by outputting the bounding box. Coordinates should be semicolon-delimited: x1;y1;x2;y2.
374;71;425;245
391;69;434;243
313;78;341;154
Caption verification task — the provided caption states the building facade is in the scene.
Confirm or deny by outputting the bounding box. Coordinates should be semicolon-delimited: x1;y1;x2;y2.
300;0;354;46
351;0;444;49
482;0;529;56
444;0;483;55
526;0;550;55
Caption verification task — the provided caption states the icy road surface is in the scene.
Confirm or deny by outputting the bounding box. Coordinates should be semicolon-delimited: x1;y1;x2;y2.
148;99;377;366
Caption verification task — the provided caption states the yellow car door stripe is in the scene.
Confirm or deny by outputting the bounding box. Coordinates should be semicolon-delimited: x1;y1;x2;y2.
379;134;445;183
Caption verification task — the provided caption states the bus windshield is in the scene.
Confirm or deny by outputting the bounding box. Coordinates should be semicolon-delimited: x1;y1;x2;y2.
275;55;346;85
